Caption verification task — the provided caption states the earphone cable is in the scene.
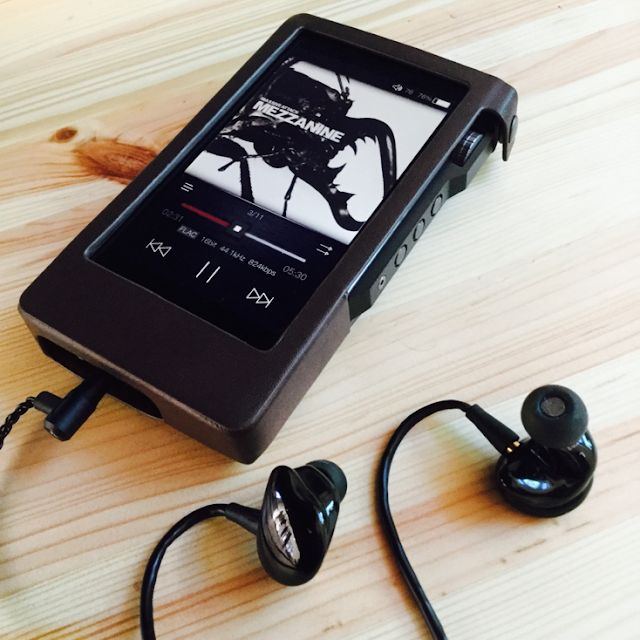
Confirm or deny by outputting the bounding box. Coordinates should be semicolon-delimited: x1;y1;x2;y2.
140;503;229;640
0;397;36;450
376;399;471;640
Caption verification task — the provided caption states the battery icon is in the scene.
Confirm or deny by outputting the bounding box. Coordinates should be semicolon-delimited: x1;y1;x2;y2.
432;97;451;109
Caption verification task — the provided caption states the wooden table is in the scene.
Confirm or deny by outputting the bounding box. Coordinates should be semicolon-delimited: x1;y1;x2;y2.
1;1;639;638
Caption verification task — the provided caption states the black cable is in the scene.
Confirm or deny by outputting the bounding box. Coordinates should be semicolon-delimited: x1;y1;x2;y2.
376;400;471;640
140;503;229;640
0;397;36;450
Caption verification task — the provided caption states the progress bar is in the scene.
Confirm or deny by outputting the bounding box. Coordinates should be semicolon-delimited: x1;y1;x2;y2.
181;202;229;227
245;232;306;263
181;202;306;263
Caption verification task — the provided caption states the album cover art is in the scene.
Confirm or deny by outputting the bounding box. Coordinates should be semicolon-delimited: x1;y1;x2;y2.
186;58;446;244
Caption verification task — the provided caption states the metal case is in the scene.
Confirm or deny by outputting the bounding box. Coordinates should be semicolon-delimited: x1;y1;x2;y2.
19;14;518;462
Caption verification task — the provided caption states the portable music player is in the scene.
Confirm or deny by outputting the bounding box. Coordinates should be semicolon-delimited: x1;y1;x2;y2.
19;14;518;461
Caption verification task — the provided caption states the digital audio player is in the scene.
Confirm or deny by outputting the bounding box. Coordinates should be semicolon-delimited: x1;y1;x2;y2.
19;14;518;461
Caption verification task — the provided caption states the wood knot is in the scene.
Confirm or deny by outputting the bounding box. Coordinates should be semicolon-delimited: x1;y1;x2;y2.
74;138;157;184
50;126;78;142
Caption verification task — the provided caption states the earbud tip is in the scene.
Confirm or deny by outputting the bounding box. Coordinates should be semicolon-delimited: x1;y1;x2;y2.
308;460;347;501
521;385;588;449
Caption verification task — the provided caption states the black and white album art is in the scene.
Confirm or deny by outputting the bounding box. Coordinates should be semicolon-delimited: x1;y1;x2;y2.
186;59;446;244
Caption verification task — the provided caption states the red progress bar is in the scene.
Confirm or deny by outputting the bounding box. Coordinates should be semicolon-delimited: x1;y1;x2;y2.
181;202;230;227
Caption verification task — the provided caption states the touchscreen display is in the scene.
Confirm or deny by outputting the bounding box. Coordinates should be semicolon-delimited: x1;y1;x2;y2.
91;33;464;348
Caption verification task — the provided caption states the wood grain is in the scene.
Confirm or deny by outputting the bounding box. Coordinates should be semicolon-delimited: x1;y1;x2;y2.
1;1;639;638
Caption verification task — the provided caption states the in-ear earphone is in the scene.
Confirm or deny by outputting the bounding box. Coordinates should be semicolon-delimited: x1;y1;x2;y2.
495;385;595;517
377;384;596;640
140;460;347;640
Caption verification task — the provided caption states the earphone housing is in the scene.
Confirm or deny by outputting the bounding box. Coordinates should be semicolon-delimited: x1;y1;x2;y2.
495;433;596;517
257;461;346;585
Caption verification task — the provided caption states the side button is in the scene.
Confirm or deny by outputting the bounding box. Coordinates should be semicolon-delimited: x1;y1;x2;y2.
394;244;407;267
431;194;444;217
413;218;426;241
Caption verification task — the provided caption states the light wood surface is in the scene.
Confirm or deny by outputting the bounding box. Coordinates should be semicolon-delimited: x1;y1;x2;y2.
1;1;639;638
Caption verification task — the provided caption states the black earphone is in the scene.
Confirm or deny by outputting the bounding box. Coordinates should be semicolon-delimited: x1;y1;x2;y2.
377;384;597;639
139;460;347;639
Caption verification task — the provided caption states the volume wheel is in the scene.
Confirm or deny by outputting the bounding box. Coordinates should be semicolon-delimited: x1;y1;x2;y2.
451;131;483;166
